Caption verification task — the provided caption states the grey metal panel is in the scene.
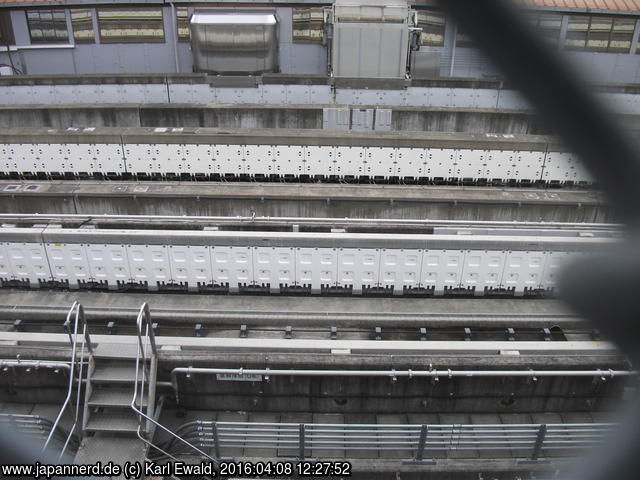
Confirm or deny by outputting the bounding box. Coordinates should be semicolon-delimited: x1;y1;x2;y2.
451;88;481;108
374;108;392;131
261;85;288;104
323;108;350;130
50;85;81;104
169;83;215;103
426;87;454;107
350;108;374;130
190;12;279;74
334;88;405;106
22;49;76;76
412;51;441;79
496;90;532;110
3;86;36;105
72;45;100;75
402;87;431;107
276;7;293;43
285;85;323;104
280;43;327;75
215;87;264;104
476;89;500;109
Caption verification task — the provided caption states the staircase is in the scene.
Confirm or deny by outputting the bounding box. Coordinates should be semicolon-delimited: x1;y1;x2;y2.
84;345;149;435
73;307;158;476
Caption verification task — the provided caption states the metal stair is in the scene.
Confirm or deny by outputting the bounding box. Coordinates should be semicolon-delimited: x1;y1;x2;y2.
72;310;158;477
83;343;156;436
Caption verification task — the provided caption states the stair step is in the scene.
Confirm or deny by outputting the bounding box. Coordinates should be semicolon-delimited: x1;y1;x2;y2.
85;411;139;434
88;388;147;408
92;343;139;360
91;364;141;384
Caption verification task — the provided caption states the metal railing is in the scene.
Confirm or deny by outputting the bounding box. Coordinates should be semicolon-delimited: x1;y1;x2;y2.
155;420;620;464
43;301;91;461
131;303;217;469
0;414;79;456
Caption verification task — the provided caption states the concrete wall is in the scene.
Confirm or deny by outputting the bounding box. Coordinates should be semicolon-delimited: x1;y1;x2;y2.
3;103;640;137
0;104;551;134
174;372;626;414
0;186;612;224
0;368;68;404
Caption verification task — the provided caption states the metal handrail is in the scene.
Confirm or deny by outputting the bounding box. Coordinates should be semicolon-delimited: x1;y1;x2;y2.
131;303;217;468
154;420;620;462
43;301;91;461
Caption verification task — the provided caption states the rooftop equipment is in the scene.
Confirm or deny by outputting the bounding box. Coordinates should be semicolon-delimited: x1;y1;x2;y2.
190;12;279;74
330;0;416;78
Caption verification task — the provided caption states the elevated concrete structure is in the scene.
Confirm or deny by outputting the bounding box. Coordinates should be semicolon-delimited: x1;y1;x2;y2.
0;181;611;223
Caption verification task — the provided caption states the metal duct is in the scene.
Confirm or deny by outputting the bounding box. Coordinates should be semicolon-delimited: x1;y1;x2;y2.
190;12;278;74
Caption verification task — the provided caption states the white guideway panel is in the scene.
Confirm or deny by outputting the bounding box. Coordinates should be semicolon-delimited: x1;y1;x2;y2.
0;222;616;297
0;128;592;185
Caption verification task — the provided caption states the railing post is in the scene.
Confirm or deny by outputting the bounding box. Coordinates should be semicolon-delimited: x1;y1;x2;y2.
532;424;547;460
77;304;92;354
212;422;221;459
517;423;549;464
416;424;428;461
403;424;435;464
63;319;72;346
299;424;306;460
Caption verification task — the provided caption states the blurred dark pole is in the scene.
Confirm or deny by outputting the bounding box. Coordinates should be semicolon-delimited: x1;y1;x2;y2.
439;0;640;226
436;2;640;480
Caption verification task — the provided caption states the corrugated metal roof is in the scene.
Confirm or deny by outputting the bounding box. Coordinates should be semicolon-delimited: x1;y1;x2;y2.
0;0;56;3
0;0;639;13
520;0;640;12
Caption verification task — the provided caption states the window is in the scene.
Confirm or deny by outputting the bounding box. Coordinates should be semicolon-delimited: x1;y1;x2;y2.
0;11;15;45
71;9;95;44
26;9;68;44
566;15;635;53
292;7;324;43
528;13;562;46
177;7;190;42
610;17;636;53
97;7;164;44
417;9;445;47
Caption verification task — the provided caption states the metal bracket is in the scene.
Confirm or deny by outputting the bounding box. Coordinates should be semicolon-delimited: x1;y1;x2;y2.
419;327;427;341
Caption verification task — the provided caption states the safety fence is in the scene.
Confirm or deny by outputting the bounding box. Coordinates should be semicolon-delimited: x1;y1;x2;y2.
157;420;619;463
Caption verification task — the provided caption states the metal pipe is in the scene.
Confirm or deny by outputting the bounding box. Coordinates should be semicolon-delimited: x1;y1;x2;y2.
0;212;619;230
449;22;457;77
0;360;70;371
170;3;180;74
173;367;637;378
0;305;581;327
